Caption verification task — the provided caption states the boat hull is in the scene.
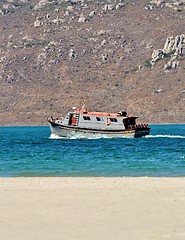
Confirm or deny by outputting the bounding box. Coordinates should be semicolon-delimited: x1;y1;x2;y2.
48;122;150;138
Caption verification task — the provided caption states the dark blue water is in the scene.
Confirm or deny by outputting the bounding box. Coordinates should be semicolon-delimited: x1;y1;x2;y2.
0;125;185;177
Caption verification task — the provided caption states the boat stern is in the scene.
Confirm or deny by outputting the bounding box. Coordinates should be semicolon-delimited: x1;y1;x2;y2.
134;124;151;137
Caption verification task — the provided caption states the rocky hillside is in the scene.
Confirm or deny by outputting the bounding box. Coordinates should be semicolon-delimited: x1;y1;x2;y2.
0;0;185;125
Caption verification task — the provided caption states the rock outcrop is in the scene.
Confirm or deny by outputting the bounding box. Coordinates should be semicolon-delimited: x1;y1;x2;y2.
150;34;184;70
145;0;185;10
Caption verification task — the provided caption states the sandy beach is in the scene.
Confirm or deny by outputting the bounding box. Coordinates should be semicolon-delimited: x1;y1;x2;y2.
0;177;185;240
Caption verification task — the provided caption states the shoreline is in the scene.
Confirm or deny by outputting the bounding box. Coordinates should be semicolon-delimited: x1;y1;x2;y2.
1;177;185;240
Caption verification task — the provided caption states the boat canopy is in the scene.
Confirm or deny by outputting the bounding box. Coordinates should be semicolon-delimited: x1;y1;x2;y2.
74;108;138;118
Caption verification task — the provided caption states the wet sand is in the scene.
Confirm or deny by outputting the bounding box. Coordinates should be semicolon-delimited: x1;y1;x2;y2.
0;177;185;240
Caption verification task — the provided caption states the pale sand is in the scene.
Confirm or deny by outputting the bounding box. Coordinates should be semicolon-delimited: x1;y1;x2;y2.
0;178;185;240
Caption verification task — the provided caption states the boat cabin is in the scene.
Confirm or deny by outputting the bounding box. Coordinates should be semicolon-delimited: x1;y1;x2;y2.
52;108;138;130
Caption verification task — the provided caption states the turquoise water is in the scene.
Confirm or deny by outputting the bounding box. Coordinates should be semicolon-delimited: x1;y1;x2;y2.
0;125;185;177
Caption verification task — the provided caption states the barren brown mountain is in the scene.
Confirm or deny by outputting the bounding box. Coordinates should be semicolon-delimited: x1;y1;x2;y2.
0;0;185;125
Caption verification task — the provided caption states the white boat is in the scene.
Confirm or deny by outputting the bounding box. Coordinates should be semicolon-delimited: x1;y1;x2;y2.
47;106;150;138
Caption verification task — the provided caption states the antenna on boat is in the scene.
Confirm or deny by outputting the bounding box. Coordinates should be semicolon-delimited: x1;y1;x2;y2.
82;99;86;110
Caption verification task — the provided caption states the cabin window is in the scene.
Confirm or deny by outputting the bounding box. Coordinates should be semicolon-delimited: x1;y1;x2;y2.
96;117;101;121
110;118;117;122
129;118;136;125
83;116;91;121
123;118;136;129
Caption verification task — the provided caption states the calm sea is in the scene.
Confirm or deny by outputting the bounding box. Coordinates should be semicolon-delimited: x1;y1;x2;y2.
0;124;185;177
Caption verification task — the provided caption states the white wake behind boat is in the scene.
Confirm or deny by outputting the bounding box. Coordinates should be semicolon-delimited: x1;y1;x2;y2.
47;105;150;138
